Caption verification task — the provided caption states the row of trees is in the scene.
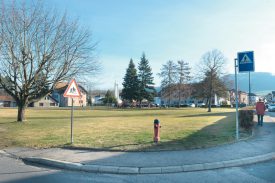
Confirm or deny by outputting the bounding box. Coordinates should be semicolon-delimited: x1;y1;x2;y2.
121;50;228;112
121;53;155;105
158;60;191;107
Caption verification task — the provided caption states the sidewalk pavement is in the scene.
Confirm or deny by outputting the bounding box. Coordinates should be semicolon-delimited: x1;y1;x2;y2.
1;115;275;174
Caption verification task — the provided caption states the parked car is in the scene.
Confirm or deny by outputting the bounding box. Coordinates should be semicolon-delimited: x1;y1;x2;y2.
268;104;275;112
161;104;168;108
188;103;195;107
197;102;205;107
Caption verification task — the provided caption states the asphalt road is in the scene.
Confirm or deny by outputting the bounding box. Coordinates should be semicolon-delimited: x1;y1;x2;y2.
0;155;274;183
267;111;275;118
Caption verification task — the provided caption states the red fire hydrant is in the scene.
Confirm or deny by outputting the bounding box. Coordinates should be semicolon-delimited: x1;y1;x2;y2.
153;119;161;143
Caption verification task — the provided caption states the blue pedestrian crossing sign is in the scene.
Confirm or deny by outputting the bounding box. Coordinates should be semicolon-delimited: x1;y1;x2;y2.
237;51;254;72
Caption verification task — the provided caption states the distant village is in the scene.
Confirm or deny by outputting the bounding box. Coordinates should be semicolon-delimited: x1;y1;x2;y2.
1;81;275;108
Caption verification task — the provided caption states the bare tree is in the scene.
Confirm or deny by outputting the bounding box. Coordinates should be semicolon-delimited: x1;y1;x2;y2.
198;49;227;112
0;1;99;121
176;60;191;107
158;60;177;106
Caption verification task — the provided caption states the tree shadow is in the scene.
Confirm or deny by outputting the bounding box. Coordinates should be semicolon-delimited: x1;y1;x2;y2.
177;112;235;118
59;111;241;152
0;121;18;125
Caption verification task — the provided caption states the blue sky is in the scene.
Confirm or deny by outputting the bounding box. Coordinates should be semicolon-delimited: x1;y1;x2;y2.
45;0;275;89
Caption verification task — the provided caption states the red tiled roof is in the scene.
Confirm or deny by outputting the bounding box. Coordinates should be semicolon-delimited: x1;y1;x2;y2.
54;82;87;94
54;82;68;90
0;95;15;101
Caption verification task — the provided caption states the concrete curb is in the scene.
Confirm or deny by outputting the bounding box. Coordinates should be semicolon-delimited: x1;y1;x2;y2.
22;152;275;174
0;150;19;159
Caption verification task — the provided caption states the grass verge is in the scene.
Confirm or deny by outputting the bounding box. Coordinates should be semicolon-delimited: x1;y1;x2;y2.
0;107;251;151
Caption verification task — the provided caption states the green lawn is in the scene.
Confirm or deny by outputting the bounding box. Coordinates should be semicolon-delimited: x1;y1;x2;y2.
0;107;250;151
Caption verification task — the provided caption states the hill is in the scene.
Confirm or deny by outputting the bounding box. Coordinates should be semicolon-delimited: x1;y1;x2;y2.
225;72;275;94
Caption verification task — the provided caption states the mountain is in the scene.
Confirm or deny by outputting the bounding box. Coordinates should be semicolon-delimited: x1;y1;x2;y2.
225;72;275;94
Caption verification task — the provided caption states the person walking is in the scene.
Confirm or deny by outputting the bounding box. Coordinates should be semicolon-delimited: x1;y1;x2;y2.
256;98;266;126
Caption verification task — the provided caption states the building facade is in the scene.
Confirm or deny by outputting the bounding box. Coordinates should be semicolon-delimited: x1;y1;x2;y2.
0;88;17;107
52;82;87;107
30;95;59;107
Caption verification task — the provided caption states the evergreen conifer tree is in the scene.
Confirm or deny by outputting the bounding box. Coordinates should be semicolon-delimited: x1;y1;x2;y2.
121;59;140;103
137;53;155;104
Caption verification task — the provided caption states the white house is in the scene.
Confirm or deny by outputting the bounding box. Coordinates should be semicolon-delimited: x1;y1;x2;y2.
52;82;87;107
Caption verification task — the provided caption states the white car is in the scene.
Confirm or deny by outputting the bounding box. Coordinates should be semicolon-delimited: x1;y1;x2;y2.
268;104;275;112
197;103;205;107
188;103;195;107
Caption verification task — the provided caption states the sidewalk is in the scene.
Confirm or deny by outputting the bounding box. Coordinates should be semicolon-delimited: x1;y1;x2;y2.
2;115;275;174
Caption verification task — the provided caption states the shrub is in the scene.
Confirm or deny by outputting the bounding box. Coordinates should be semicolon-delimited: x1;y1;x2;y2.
220;105;231;108
239;109;254;130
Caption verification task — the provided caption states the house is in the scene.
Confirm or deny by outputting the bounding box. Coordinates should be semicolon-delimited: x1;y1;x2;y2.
52;82;87;107
159;83;228;107
29;95;59;107
92;95;104;105
229;89;248;105
0;88;17;107
159;84;194;106
0;95;17;107
271;91;275;103
265;93;273;103
248;93;259;105
88;90;107;105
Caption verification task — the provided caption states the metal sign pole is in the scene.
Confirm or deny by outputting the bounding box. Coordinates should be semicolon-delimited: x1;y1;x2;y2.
63;79;81;145
234;58;239;140
71;98;74;144
249;71;251;105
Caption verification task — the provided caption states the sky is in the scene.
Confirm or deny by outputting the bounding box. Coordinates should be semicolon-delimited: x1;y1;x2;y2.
43;0;275;90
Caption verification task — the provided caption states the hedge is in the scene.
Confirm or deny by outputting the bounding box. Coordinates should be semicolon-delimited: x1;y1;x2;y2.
239;109;254;130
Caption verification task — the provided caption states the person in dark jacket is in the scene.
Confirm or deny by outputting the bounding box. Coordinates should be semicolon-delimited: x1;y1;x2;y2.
256;98;266;126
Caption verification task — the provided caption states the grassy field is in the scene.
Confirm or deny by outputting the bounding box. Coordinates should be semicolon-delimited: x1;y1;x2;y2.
0;107;250;151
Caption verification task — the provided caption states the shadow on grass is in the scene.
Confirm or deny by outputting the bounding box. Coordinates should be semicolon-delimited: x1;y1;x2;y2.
142;116;238;151
25;111;233;120
61;111;246;152
0;120;18;125
178;112;234;118
22;113;173;120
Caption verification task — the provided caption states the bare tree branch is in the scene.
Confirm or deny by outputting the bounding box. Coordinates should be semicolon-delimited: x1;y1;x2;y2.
196;49;228;112
0;1;100;121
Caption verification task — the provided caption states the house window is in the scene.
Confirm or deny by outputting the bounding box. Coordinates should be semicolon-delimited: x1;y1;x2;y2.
39;103;44;107
50;103;55;106
3;101;11;107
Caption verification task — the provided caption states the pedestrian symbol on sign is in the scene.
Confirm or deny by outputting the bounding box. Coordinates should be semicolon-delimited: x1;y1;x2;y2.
70;87;76;94
63;79;81;98
240;54;252;64
237;51;254;72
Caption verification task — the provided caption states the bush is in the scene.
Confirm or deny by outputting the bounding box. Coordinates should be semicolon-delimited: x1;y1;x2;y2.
232;103;247;108
220;105;231;108
239;109;254;130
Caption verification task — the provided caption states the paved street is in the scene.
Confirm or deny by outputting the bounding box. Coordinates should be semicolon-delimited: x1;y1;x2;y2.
267;111;275;118
0;155;274;183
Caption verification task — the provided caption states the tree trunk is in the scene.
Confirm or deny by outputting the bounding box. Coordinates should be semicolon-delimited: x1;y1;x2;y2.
208;96;212;112
17;104;27;122
178;91;181;108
